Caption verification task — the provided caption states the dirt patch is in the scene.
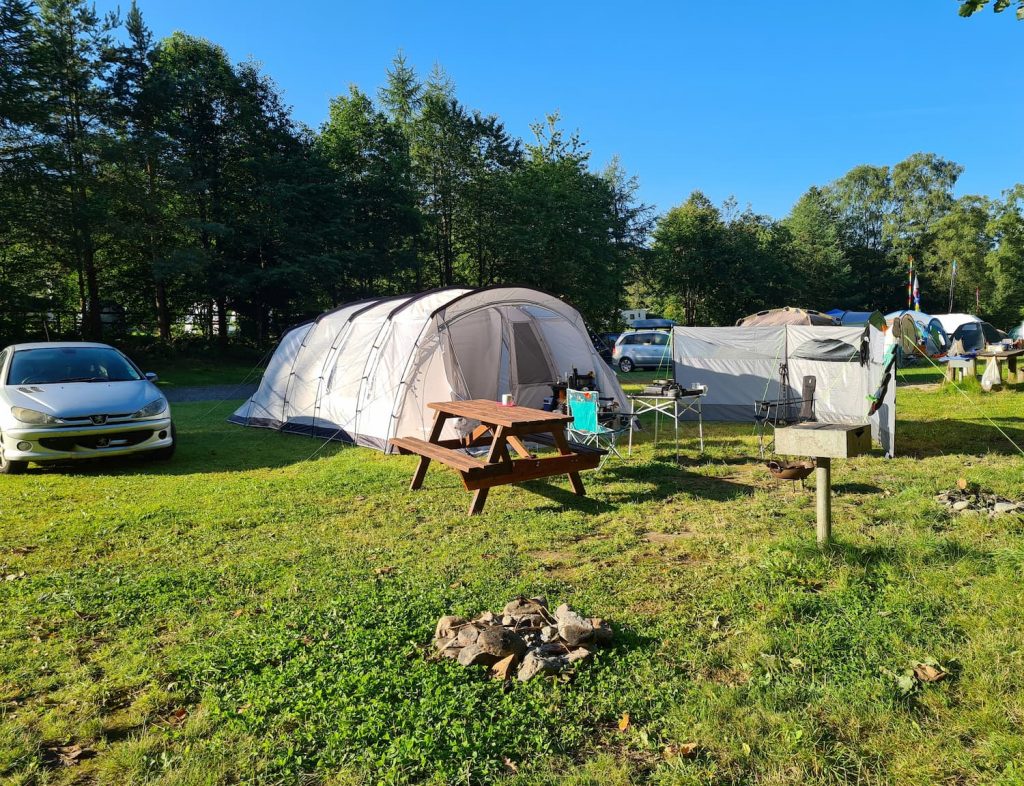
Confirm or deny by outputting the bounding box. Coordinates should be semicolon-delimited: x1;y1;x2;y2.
527;549;575;564
643;531;695;544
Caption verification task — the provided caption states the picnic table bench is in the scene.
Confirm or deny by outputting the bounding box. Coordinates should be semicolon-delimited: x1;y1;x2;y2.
389;399;604;515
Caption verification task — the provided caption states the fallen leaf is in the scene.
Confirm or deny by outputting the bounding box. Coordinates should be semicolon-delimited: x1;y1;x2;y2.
490;654;517;681
502;756;519;773
741;742;752;756
957;477;968;490
618;711;631;731
12;545;36;555
4;571;26;581
373;565;394;576
664;742;699;759
236;703;251;714
913;663;947;683
168;707;188;725
52;744;84;766
231;609;244;618
895;671;917;695
300;635;314;647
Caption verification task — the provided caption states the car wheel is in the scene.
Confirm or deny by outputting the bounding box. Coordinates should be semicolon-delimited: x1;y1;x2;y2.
618;357;635;373
148;424;176;461
0;438;27;475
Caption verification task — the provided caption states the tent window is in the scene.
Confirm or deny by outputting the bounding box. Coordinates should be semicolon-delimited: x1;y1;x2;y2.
513;322;553;384
790;338;859;362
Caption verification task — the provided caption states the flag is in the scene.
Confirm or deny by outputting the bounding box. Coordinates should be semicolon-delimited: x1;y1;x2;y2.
913;275;920;311
907;257;914;308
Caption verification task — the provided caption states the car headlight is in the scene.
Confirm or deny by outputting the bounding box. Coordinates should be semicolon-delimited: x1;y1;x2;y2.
11;406;63;425
132;398;168;419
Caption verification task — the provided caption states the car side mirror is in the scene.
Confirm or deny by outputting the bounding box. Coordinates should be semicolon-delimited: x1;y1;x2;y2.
145;372;159;382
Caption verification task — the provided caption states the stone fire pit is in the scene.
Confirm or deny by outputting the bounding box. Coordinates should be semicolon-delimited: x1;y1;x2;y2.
935;483;1024;516
433;596;612;681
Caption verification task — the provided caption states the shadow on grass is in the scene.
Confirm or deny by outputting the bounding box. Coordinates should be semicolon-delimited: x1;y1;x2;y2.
20;429;349;478
791;538;902;568
898;418;1024;458
833;482;884;495
518;459;754;514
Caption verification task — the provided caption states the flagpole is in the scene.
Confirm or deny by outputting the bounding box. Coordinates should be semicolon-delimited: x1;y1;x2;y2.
907;257;913;309
948;259;957;313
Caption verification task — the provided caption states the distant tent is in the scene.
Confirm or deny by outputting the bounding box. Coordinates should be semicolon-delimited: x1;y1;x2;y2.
884;310;949;359
736;307;838;327
230;286;628;451
825;309;886;330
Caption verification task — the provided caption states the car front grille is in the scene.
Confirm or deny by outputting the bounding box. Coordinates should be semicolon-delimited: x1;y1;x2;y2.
38;430;155;451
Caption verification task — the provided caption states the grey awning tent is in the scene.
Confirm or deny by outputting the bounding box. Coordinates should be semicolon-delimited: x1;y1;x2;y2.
672;323;896;456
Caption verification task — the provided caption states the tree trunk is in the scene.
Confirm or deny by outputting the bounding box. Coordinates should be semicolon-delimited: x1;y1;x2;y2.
155;281;171;341
82;247;102;340
216;297;228;349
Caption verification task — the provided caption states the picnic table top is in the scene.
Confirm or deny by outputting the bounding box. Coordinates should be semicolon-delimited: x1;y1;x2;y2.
428;399;572;428
977;348;1024;358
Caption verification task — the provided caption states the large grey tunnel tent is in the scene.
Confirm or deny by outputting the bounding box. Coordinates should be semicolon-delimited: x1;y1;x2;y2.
671;324;896;456
230;287;628;451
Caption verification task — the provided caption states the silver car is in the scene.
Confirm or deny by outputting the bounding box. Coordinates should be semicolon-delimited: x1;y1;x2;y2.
0;342;175;474
611;330;672;372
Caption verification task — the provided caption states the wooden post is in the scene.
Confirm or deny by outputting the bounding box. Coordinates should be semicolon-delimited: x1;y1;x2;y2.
816;457;831;547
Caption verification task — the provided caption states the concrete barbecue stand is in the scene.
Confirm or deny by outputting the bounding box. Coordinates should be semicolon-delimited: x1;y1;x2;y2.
774;422;871;547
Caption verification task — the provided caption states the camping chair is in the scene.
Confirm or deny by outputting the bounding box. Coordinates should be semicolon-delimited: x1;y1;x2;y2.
754;373;816;457
566;389;628;469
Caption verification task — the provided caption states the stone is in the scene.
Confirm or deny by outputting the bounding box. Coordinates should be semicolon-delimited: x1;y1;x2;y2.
540;625;558;643
555;604;594;646
479;611;496;623
477;626;527;659
503;596;546;618
951;500;972;512
589;618;613;645
501;614;514;626
565;647;592;664
490;653;519;681
457;625;481;646
438;640;462;659
434;615;466;640
457;643;501;668
993;501;1019;515
517;650;564;681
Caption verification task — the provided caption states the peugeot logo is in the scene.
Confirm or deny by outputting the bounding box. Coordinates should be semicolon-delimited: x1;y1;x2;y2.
96;437;110;448
90;415;107;425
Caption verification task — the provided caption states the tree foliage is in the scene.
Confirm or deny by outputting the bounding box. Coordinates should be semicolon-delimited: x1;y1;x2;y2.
2;1;1023;349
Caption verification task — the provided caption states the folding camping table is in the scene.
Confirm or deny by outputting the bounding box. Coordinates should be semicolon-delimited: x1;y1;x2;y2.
389;400;603;515
626;391;705;460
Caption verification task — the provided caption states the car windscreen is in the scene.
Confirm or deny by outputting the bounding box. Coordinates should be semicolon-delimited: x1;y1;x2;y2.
7;347;142;385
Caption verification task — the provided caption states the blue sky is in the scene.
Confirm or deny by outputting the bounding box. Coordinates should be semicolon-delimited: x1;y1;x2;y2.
104;0;1023;218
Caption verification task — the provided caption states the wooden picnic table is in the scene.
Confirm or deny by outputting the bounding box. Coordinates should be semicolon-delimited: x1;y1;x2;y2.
389;399;603;515
976;348;1024;385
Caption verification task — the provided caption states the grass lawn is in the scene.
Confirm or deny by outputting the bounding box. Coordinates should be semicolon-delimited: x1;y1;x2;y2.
2;367;1024;785
145;357;266;389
